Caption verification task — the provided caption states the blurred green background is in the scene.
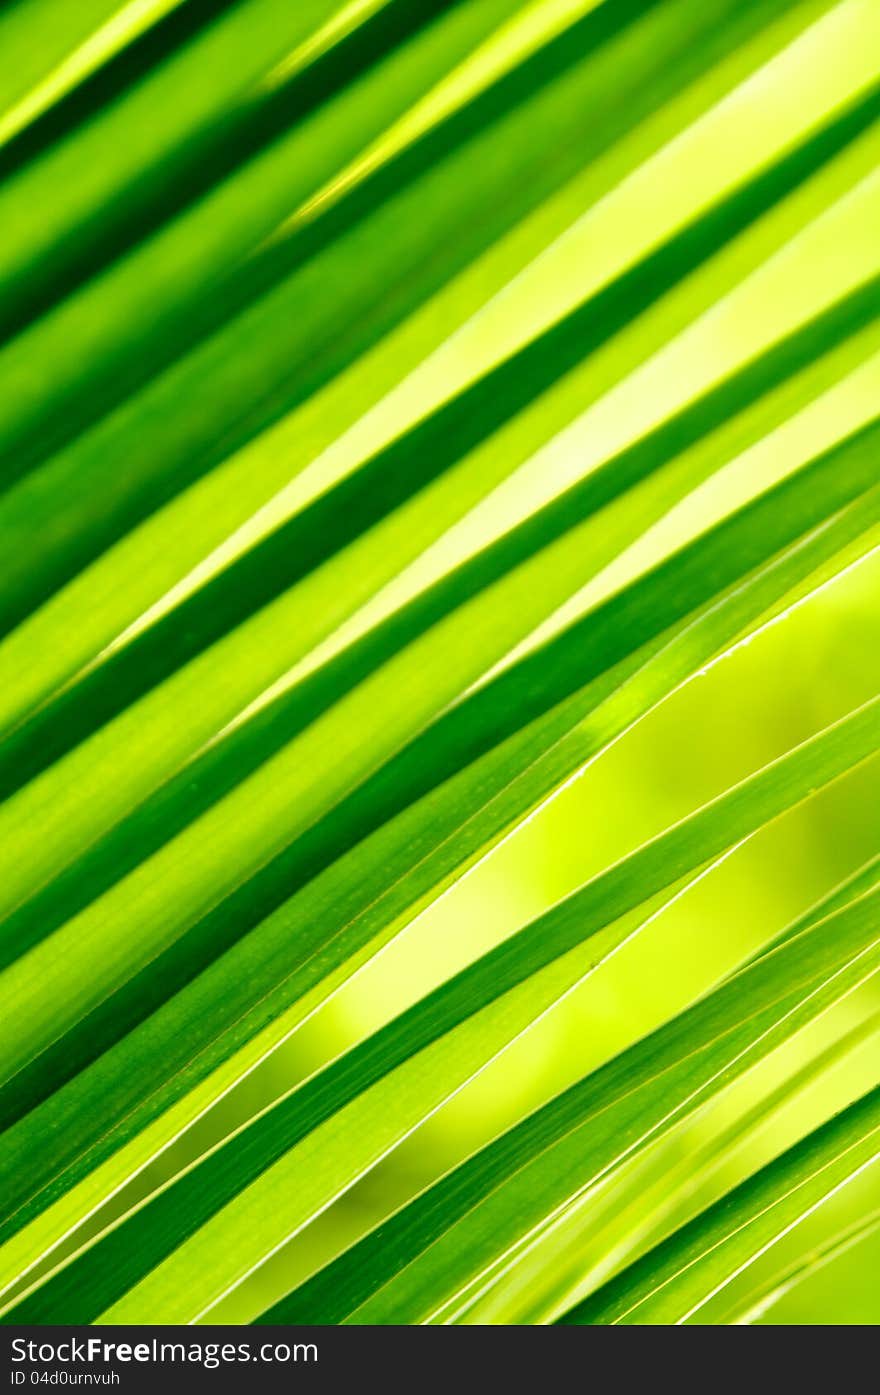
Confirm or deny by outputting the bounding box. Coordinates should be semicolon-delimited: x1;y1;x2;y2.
202;525;880;1323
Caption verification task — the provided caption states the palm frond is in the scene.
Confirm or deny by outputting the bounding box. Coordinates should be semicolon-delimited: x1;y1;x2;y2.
0;0;878;1327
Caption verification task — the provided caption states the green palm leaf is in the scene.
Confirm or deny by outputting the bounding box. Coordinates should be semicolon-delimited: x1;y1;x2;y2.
1;0;878;1328
560;1079;880;1324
